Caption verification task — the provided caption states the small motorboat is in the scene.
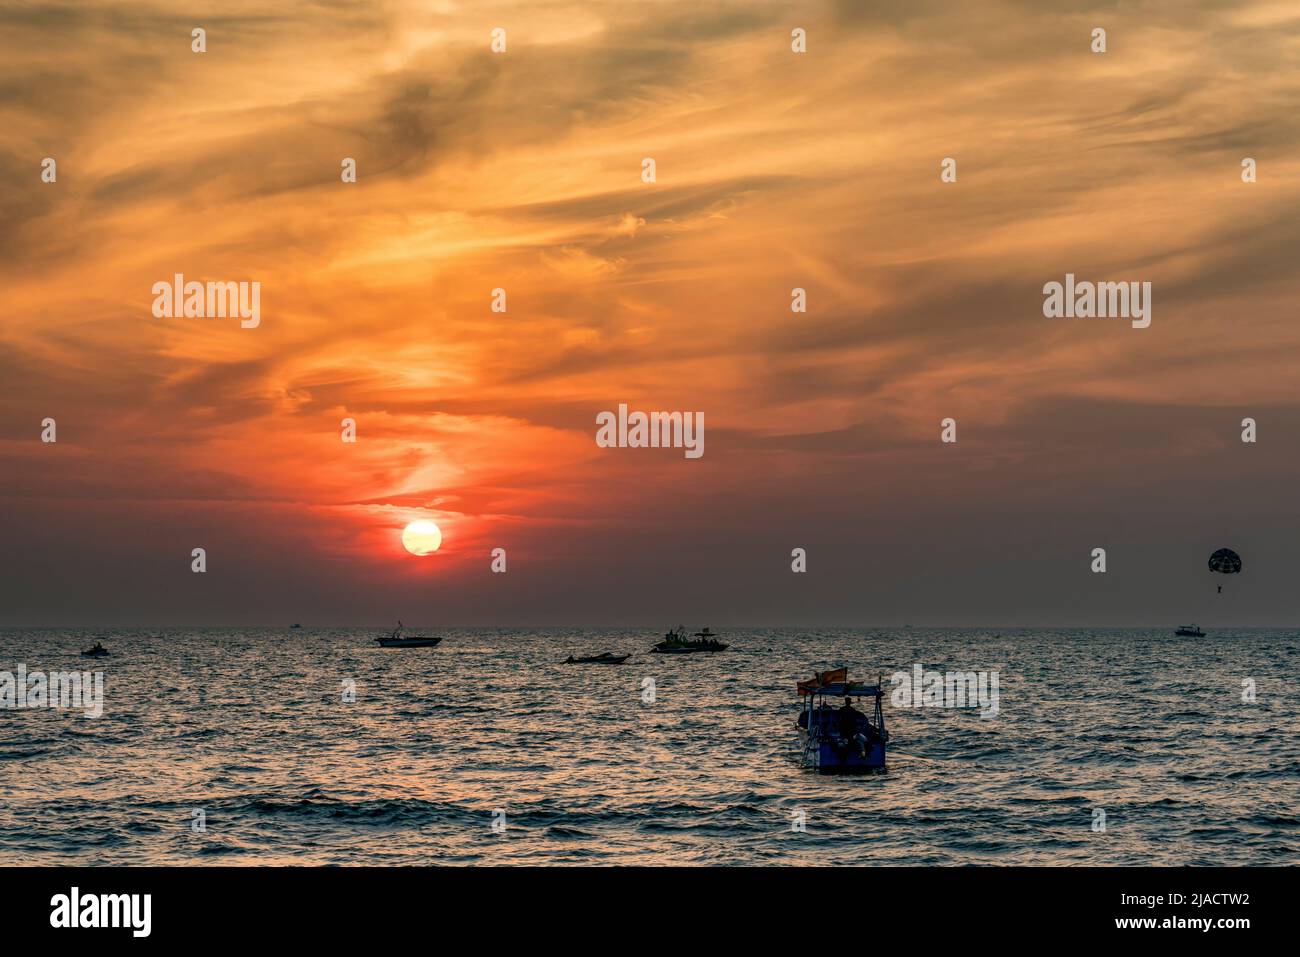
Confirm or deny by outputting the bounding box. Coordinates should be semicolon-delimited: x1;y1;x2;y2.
1175;624;1205;637
81;642;110;658
564;652;630;664
290;623;302;629
375;636;442;648
651;626;728;654
374;620;442;648
795;668;888;773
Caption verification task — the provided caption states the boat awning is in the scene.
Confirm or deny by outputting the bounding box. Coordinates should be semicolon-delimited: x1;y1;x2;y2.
797;671;880;697
796;667;846;692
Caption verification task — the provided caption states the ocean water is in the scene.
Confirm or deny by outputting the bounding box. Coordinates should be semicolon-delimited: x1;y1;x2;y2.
0;627;1296;866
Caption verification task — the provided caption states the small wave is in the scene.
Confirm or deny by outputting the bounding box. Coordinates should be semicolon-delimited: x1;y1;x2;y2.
0;747;55;760
544;824;593;839
194;843;250;856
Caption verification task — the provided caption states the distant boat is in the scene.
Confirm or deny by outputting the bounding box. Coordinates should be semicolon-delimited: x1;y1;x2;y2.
81;642;109;658
564;652;630;665
375;636;442;648
795;668;888;773
651;626;728;654
374;620;442;648
1175;624;1205;637
290;623;302;629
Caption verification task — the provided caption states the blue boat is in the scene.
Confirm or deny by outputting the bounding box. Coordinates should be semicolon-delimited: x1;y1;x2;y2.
795;668;888;773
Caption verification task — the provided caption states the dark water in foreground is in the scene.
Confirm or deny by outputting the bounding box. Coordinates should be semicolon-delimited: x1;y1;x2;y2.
1;628;1297;865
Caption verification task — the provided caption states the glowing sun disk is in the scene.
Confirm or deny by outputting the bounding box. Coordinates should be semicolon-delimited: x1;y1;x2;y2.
401;520;442;556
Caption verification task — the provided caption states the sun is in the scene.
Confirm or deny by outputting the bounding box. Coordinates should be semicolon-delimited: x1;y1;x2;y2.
401;520;442;556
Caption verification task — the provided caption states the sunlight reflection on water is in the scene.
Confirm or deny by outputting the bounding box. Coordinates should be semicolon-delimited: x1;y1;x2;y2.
1;627;1296;865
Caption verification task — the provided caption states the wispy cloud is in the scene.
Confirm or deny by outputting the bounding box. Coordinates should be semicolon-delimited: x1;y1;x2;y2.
2;0;1299;623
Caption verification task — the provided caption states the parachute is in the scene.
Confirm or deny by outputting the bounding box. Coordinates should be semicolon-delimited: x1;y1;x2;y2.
1207;547;1241;593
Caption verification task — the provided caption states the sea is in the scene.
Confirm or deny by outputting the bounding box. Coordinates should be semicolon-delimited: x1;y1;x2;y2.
1;627;1296;865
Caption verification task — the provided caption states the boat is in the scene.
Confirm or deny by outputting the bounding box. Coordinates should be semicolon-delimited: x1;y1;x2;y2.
564;652;630;664
1175;624;1205;637
795;668;888;773
290;623;302;629
374;620;442;648
81;642;110;658
375;636;442;648
651;626;728;654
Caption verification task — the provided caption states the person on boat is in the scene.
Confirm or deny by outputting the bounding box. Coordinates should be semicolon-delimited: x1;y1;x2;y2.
838;697;859;739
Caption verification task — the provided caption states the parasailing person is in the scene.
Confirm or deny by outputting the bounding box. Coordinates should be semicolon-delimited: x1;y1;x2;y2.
1207;547;1242;594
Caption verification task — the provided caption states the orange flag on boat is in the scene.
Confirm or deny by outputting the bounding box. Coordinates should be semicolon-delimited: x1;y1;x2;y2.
798;668;848;695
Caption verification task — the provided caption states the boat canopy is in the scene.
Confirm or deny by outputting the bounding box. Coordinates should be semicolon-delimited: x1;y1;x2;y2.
801;681;880;698
797;669;881;697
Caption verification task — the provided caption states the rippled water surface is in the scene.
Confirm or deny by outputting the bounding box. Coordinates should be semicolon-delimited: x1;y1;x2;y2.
1;628;1296;865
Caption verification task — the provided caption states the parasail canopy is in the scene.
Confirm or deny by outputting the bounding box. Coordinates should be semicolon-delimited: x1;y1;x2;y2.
1208;547;1242;575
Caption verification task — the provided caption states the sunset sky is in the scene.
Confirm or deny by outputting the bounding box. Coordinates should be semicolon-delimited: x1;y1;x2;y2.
2;0;1299;626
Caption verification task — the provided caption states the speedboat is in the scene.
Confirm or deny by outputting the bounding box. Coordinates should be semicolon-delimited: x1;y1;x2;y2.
564;652;630;664
651;626;728;654
795;668;888;773
374;621;441;648
81;643;110;658
1175;624;1205;637
375;636;442;648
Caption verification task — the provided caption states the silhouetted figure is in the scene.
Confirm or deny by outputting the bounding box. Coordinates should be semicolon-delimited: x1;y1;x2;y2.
838;697;859;739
